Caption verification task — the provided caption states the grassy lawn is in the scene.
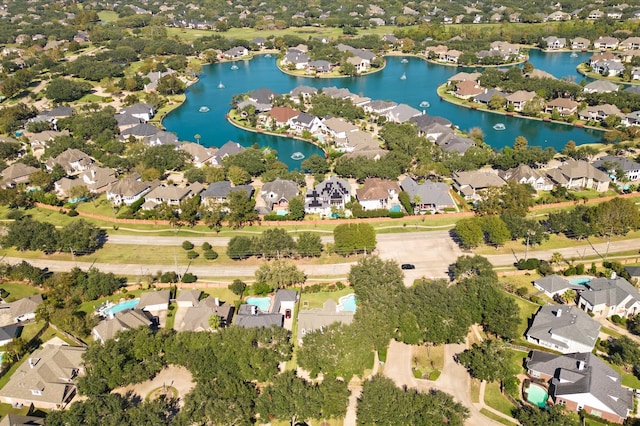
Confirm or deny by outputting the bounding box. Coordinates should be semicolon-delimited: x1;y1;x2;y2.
299;287;353;309
504;293;540;338
97;11;119;23
471;378;481;403
484;381;516;417
166;303;176;329
0;403;32;421
412;345;444;379
600;325;624;339
607;362;640;388
0;282;41;302
480;408;516;425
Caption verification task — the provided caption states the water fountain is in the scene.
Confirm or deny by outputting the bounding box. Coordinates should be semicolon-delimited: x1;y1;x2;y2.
290;152;305;160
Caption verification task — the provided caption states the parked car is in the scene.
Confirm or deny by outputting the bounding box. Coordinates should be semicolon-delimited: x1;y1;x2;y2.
401;264;415;270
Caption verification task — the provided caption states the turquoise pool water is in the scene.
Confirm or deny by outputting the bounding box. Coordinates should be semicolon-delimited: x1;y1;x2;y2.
569;277;592;285
246;297;271;312
103;299;139;316
389;205;402;213
338;294;357;312
526;384;549;408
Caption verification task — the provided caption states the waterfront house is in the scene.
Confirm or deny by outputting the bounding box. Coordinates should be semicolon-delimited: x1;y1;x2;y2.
505;90;536;111
304;175;351;216
399;177;456;214
267;106;300;129
248;88;278;105
323;117;359;140
577;276;640;317
621;110;640;126
542;36;566;49
385;104;422;123
180;142;216;167
526;351;632;424
281;49;309;70
261;178;300;212
545;98;579;117
223;46;248;59
210;141;244;166
592;155;640;181
571;37;591;50
307;60;332;74
444;49;462;63
0;344;86;410
620;37;640;50
356;178;400;211
583;80;619;93
287;112;324;134
289;85;317;102
526;306;600;353
593;36;619;50
578;104;623;122
532;274;584;298
591;59;624;77
363;100;397;115
346;56;370;74
119;104;154;122
452;170;506;200
454;80;484;100
474;88;506;106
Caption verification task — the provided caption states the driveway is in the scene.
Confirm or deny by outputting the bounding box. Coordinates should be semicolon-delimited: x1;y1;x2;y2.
383;339;505;426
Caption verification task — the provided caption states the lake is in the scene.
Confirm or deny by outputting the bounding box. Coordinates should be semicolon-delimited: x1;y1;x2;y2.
163;49;604;169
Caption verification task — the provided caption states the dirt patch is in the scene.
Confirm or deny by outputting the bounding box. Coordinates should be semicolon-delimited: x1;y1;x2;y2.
112;365;195;406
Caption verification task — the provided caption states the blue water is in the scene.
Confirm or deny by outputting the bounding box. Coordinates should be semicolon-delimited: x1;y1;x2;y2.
389;205;402;213
103;299;139;316
246;296;271;312
526;384;549;408
338;293;357;312
569;277;592;285
164;51;604;169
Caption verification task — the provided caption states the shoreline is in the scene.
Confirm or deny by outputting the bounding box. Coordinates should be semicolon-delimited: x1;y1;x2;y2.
435;83;607;135
276;59;386;79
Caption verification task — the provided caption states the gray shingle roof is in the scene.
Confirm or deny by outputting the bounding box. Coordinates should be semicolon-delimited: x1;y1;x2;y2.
234;304;283;328
580;276;640;307
526;305;600;350
533;274;583;295
202;181;253;199
400;177;454;208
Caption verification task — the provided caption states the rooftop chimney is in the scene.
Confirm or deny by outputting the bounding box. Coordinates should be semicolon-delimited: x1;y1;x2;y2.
214;297;219;306
555;308;562;317
611;271;617;279
578;360;586;370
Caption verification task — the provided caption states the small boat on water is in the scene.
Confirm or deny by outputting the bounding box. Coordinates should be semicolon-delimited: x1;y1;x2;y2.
419;101;430;108
493;123;506;131
217;82;225;89
401;58;408;63
400;73;407;80
199;106;210;112
231;64;239;70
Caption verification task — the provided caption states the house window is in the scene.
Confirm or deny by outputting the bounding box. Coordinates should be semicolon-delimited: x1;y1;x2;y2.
558;400;566;406
591;410;602;418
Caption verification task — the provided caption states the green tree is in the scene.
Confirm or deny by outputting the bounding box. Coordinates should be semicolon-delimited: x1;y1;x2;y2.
228;279;247;297
287;196;305;221
256;371;322;425
333;223;376;256
226;190;258;229
454;217;484;249
457;340;516;389
297;232;323;257
255;228;296;259
227;236;253;260
482;215;511;247
156;74;186;95
301;154;329;174
254;260;305;291
45;78;92;103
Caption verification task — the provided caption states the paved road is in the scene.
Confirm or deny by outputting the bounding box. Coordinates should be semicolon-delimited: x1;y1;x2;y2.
383;339;505;426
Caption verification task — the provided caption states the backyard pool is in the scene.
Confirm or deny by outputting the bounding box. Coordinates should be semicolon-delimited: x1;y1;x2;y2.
338;294;357;312
569;277;592;285
102;299;139;317
246;297;271;312
526;384;549;408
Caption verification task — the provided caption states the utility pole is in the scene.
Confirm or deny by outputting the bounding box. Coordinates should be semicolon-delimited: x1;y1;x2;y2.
605;226;613;261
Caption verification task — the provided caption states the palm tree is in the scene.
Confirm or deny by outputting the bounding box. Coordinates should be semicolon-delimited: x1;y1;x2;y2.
551;252;564;266
194;134;201;144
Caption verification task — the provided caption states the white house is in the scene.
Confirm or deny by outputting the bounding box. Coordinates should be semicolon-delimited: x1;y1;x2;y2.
526;306;600;353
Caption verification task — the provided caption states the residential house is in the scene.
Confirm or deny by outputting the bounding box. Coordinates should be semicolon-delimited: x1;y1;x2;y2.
307;60;332;74
593;36;619;50
499;164;554;191
180;142;216;167
543;36;567;49
545;98;579;117
91;309;153;344
115;113;142;132
505;90;537;111
176;290;202;308
297;299;355;343
591;59;624;77
223;46;248;59
583;80;619;93
76;166;117;194
287;112;324;134
234;304;283;328
620;37;640;50
526;351;633;423
45;149;92;175
267;106;300;129
444;49;462;63
622;110;640;126
409;115;453;135
526;306;600;353
249;88;279;105
433;133;475;154
399;177;456;214
593;155;640;181
356;178;400;211
143;69;176;92
210;141;244;166
624;266;640;283
452;170;506;200
0;344;86;410
532;274;584;298
138;290;170;313
385;104;422;123
3;295;43;323
0;163;38;188
0;324;19;346
546;160;611;192
261;178;299;212
571;37;591;50
322;117;359;140
201;181;253;209
289;85;317;102
119;104;154;122
547;11;571;21
363;100;397;115
178;296;234;331
272;289;297;321
304;175;351;216
0;414;44;426
588;9;605;19
454;80;484;99
346;56;370;73
120;123;160;141
106;174;154;206
578;104;623;122
281;49;309;70
474;88;506;106
142;185;199;210
577;276;640;317
145;131;180;148
490;41;520;58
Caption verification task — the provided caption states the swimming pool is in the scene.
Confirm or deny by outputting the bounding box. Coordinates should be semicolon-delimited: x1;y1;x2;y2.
103;299;139;316
569;277;592;285
526;384;548;408
389;205;402;213
338;294;357;312
246;297;271;312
